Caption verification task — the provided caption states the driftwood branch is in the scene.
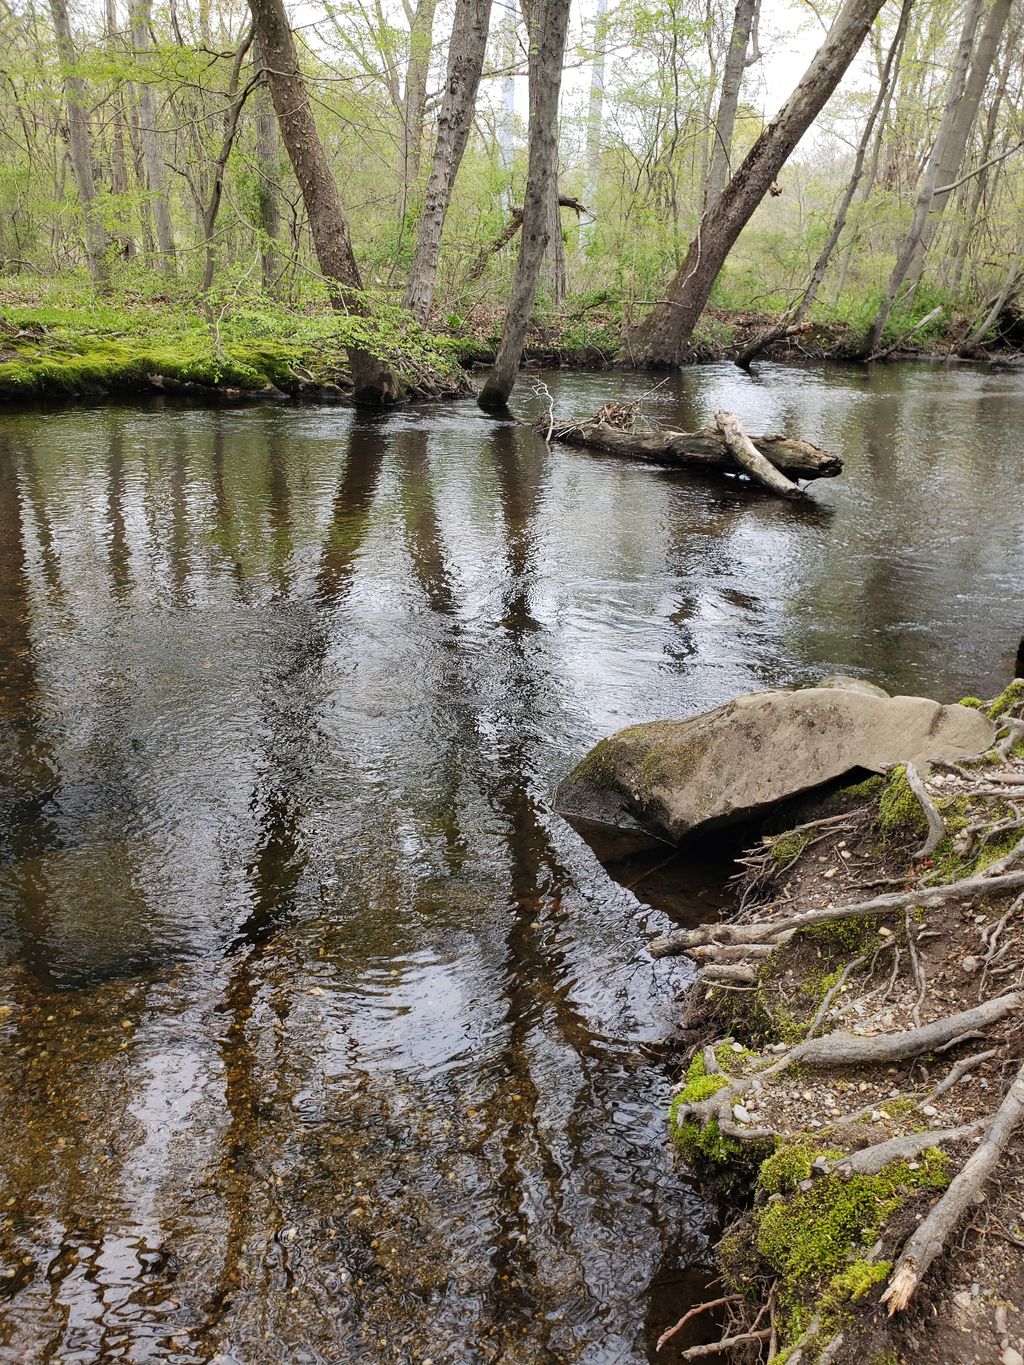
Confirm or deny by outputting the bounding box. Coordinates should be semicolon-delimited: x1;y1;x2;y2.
735;320;813;369
714;410;802;497
882;1058;1024;1313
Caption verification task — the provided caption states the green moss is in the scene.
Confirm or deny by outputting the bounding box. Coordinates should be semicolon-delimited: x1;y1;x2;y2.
986;680;1024;719
829;1258;891;1302
758;1143;841;1195
958;696;985;710
770;830;811;869
802;915;881;953
754;1150;948;1288
877;764;928;841
0;294;465;402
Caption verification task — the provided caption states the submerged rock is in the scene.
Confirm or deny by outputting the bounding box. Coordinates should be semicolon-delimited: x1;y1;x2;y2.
555;681;995;844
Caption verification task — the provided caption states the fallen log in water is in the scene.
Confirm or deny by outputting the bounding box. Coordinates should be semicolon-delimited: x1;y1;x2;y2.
547;414;842;490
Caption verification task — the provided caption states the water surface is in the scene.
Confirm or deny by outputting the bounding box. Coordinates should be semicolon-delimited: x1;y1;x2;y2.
0;362;1022;1362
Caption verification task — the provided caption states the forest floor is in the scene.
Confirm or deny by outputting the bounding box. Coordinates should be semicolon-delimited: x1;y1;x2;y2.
1;286;1021;404
655;680;1024;1365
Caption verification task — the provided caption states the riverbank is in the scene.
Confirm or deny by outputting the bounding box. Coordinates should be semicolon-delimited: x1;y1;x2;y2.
656;681;1024;1365
2;287;1020;405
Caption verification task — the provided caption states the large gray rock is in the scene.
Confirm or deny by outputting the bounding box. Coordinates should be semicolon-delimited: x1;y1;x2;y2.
556;683;995;844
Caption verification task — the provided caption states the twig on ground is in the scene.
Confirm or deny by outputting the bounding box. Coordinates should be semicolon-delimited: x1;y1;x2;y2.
656;1296;741;1352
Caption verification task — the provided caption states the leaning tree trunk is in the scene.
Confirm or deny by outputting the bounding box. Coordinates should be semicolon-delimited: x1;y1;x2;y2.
624;0;887;367
704;0;760;214
405;0;492;321
909;0;1012;283
735;0;912;367
249;0;400;404
860;0;985;357
131;0;176;273
48;0;110;286
478;0;572;411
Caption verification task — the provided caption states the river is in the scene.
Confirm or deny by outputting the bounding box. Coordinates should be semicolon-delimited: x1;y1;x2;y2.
0;362;1022;1363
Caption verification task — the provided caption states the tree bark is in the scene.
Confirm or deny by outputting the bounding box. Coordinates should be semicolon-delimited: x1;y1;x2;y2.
104;0;136;260
578;0;607;250
400;0;438;194
249;0;400;404
860;0;985;356
704;0;759;214
48;0;110;286
909;0;1012;282
405;0;492;321
252;34;283;293
624;0;887;367
478;0;571;411
131;0;177;273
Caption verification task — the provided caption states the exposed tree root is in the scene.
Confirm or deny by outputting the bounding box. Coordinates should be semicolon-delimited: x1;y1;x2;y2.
904;760;945;861
882;1057;1024;1313
826;1121;985;1176
674;994;1022;1135
648;869;1024;958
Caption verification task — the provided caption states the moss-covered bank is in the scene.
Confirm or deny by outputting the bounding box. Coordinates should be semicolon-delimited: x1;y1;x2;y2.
0;292;468;403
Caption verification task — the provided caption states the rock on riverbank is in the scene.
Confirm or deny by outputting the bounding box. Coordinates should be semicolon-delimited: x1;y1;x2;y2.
556;678;995;846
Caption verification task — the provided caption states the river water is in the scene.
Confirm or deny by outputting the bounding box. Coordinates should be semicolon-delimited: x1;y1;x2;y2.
0;362;1021;1363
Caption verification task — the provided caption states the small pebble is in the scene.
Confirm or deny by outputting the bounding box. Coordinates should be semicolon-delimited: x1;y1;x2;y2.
823;868;837;879
970;1282;980;1297
879;927;894;938
1000;1349;1023;1365
920;1104;938;1117
731;1042;744;1054
953;1290;972;1310
732;1104;751;1125
961;956;980;974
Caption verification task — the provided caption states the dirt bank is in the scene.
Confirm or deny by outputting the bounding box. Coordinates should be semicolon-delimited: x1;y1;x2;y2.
655;681;1024;1365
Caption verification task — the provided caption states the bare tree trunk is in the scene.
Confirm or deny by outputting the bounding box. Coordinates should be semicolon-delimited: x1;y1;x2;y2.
201;28;256;291
405;0;492;321
625;0;887;367
911;0;1012;280
861;0;985;355
578;0;607;250
131;0;176;273
704;0;760;214
541;178;567;301
249;0;400;404
944;36;1012;290
520;0;565;303
252;34;282;292
478;0;571;410
48;0;110;286
401;0;438;195
736;0;912;366
104;0;136;260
